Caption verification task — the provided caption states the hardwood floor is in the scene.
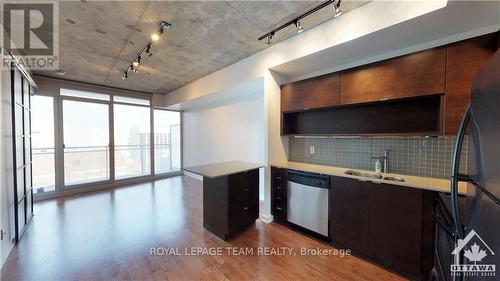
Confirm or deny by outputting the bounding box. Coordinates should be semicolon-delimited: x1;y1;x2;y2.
1;176;407;281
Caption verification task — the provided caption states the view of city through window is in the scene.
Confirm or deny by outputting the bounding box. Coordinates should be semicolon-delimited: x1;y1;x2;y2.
31;91;181;194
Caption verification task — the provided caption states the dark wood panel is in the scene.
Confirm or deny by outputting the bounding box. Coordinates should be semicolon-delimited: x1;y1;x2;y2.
369;183;423;277
341;48;446;105
203;176;228;240
271;166;287;223
282;95;442;135
281;73;340;112
444;33;497;135
330;176;370;254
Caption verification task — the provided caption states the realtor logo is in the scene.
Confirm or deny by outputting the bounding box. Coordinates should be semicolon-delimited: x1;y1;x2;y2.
0;1;59;70
451;229;496;277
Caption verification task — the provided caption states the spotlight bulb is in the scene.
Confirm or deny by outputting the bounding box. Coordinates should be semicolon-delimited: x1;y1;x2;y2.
151;32;160;42
133;57;140;67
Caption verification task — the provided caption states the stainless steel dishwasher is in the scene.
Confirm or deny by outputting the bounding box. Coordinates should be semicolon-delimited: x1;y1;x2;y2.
287;171;329;237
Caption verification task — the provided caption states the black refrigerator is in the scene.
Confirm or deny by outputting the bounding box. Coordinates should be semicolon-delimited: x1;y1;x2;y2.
446;48;500;280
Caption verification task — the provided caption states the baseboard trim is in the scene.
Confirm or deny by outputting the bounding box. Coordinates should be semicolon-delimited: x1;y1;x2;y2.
260;214;274;224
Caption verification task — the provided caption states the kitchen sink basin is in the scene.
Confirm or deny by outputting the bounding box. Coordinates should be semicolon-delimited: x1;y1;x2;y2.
344;170;382;179
383;176;405;182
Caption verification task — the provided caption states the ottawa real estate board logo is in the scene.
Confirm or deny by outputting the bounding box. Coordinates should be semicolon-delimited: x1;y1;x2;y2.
451;230;496;278
1;1;59;70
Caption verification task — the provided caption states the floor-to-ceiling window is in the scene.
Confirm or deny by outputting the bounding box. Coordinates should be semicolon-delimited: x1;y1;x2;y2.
31;86;182;198
32;95;56;193
154;109;181;174
114;101;151;179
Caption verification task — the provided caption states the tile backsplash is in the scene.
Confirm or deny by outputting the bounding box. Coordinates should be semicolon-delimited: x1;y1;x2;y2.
289;136;468;179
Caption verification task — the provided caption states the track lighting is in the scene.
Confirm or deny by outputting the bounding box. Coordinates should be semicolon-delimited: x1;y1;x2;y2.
295;21;304;34
333;0;342;18
121;21;172;80
258;0;344;44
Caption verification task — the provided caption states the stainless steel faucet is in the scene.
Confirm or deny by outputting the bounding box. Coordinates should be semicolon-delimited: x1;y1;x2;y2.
383;149;391;173
371;149;391;173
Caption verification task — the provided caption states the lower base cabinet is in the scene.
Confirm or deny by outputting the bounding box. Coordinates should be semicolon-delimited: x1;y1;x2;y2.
203;169;259;240
330;176;434;279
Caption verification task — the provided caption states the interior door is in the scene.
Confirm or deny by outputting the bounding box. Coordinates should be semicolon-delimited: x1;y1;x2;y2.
11;68;33;242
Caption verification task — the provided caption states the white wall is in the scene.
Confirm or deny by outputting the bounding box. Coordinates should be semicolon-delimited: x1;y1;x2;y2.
183;88;265;199
0;68;15;269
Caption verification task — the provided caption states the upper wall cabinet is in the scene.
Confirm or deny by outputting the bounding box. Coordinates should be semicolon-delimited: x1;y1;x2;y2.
281;72;340;112
340;48;446;105
444;33;497;135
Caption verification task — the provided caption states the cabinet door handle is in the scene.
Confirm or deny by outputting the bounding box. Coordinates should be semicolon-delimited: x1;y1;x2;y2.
244;188;249;192
275;176;282;180
276;206;282;211
276;196;281;200
243;207;249;211
276;186;281;190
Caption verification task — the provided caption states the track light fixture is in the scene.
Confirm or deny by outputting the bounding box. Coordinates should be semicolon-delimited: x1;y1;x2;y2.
258;0;343;44
133;57;140;67
295;20;304;34
333;0;343;18
121;21;172;80
266;32;274;45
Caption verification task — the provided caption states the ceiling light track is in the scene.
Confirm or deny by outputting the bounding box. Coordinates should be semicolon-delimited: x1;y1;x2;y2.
122;21;172;80
258;0;342;44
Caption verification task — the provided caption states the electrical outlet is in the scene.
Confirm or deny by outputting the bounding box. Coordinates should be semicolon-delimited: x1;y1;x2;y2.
309;146;315;154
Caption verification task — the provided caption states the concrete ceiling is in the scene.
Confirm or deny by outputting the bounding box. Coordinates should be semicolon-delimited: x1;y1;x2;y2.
33;1;368;94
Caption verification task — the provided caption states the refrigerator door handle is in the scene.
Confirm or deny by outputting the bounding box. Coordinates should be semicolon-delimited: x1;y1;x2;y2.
450;105;471;239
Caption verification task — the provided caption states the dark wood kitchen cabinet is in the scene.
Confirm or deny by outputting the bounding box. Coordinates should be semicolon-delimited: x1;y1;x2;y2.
203;169;259;240
329;176;370;254
329;175;434;279
281;72;340;112
340;48;446;105
271;166;287;224
444;33;497;135
369;183;425;278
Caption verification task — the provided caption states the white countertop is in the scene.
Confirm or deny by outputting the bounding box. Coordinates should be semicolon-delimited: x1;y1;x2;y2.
274;161;468;194
183;161;263;178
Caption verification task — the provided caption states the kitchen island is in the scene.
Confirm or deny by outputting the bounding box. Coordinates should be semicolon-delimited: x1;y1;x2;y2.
184;161;263;240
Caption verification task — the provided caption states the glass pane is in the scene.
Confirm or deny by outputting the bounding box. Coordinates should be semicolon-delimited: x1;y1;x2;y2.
63;100;110;185
17;167;25;202
60;88;110;101
32;95;56;193
154;110;181;174
114;104;150;179
114;95;150;106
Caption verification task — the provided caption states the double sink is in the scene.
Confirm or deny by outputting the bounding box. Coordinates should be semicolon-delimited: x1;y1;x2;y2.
345;170;405;182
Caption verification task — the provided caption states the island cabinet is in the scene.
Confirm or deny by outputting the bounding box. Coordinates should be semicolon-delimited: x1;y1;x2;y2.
340;47;446;105
281;72;340;112
329;176;435;279
271;166;288;223
203;169;259;240
444;33;498;135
